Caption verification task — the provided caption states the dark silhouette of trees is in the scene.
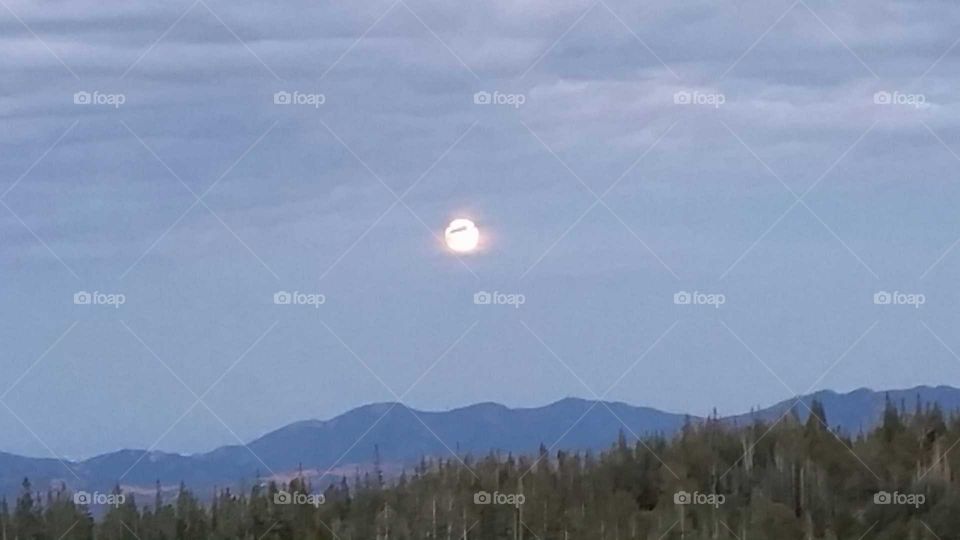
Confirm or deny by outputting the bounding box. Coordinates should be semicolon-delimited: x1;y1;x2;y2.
10;399;960;539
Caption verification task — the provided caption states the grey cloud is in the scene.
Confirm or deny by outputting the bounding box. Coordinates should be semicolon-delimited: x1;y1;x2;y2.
2;0;960;458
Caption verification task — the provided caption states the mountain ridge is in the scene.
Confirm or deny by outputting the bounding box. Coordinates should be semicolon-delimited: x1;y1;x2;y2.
4;385;959;499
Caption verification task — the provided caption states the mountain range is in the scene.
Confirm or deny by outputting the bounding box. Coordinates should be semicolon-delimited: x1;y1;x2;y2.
4;385;960;500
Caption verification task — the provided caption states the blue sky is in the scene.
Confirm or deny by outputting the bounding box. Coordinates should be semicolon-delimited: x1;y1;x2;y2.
3;0;960;459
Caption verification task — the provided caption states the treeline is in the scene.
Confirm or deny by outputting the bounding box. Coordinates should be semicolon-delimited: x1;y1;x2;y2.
4;397;960;539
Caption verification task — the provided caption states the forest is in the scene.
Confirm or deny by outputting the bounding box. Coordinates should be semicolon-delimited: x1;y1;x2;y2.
3;397;959;539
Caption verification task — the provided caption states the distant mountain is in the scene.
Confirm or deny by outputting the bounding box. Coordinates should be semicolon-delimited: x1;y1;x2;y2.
3;386;959;499
726;385;960;432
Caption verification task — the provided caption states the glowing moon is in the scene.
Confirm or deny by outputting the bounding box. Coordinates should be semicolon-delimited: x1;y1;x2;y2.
444;218;480;253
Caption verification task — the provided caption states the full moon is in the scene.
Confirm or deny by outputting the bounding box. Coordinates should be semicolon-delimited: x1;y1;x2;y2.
444;218;480;253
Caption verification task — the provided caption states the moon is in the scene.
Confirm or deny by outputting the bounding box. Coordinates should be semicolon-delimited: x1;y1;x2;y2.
444;218;480;253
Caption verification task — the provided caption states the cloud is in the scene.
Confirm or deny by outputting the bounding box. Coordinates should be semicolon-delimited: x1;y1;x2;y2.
3;0;960;458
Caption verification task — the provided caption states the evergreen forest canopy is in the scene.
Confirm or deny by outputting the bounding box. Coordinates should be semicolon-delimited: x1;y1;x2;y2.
3;397;959;540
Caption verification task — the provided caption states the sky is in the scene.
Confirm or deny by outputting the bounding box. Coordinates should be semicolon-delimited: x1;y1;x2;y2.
3;0;960;460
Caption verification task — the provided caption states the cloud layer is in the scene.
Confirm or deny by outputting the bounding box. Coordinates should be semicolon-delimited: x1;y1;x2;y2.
2;0;960;459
